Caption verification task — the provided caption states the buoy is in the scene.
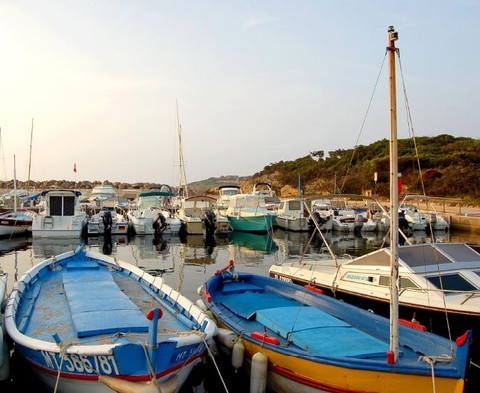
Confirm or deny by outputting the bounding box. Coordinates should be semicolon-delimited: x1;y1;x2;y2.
250;352;268;393
231;338;245;371
215;327;238;349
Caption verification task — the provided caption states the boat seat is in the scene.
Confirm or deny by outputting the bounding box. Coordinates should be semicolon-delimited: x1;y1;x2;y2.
63;265;149;338
256;306;389;358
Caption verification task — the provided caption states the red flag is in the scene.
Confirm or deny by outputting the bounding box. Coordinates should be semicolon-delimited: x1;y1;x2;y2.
74;163;77;173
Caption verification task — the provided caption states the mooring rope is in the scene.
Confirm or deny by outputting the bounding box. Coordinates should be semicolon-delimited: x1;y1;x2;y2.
418;354;454;393
201;335;230;393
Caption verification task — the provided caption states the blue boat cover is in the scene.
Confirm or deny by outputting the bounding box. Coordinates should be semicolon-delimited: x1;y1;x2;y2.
63;265;149;338
220;292;299;319
256;306;389;358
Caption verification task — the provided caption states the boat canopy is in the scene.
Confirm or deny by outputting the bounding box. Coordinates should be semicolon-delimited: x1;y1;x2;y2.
349;243;480;274
138;190;175;197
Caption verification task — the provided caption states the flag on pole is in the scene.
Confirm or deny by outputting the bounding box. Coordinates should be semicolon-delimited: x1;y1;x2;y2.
74;163;77;173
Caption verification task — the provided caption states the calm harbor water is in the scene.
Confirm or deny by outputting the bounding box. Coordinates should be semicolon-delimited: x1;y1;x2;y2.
1;228;478;392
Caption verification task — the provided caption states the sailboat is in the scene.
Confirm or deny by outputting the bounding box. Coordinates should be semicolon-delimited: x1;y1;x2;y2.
198;27;472;393
173;101;226;235
0;155;36;238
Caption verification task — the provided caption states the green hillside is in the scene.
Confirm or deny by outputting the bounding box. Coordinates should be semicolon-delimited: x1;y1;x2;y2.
238;134;480;202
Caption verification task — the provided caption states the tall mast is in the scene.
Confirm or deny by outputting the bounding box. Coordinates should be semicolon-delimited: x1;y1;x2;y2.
387;25;400;363
176;100;189;198
13;154;17;213
27;118;34;192
0;127;6;180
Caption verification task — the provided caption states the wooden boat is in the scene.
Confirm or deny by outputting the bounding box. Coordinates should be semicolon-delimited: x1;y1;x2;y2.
200;262;471;393
198;26;473;393
5;244;216;393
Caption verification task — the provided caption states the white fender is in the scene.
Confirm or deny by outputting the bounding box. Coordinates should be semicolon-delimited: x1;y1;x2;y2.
231;338;245;371
195;298;208;311
250;352;268;393
215;327;238;349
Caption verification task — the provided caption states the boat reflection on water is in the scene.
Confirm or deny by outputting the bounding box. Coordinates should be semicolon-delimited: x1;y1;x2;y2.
227;230;279;267
178;234;226;266
0;236;31;256
31;237;81;258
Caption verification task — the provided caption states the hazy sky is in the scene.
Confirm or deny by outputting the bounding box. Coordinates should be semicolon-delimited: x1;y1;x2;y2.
0;1;478;186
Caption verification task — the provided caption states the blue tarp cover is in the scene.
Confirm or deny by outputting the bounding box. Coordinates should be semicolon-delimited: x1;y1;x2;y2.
63;265;149;338
256;306;389;357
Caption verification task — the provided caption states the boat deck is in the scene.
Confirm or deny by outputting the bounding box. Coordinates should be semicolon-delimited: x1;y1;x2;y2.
16;259;189;345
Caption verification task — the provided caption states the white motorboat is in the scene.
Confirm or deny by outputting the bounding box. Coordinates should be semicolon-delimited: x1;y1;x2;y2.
31;189;88;238
87;207;129;236
127;190;181;236
275;198;310;232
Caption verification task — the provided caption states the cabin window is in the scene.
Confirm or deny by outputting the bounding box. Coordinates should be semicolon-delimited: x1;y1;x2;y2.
50;196;63;215
427;274;477;292
49;195;75;216
289;200;301;210
378;276;419;289
64;196;75;215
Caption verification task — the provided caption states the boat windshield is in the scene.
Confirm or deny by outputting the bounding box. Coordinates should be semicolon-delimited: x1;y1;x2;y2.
426;274;479;292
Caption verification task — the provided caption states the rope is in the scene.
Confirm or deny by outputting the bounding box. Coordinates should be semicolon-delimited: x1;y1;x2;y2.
201;335;230;393
53;340;77;393
339;51;387;194
140;343;163;393
418;354;454;393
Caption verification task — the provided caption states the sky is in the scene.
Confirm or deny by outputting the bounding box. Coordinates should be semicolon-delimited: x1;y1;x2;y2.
0;1;478;186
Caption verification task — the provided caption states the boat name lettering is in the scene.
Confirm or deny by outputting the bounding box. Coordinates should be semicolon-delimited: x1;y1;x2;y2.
345;273;373;282
173;344;204;362
40;351;120;375
272;274;292;283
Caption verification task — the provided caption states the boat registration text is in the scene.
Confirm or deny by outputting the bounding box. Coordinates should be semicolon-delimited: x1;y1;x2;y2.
41;351;120;375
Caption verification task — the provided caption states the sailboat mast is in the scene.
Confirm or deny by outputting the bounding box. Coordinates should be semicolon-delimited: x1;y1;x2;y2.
27;118;34;192
13;154;17;214
176;100;189;198
387;25;400;362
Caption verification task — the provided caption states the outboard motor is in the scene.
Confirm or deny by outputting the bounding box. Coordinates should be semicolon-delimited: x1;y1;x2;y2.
203;210;217;235
102;210;113;235
398;210;410;233
309;211;327;228
153;212;167;234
